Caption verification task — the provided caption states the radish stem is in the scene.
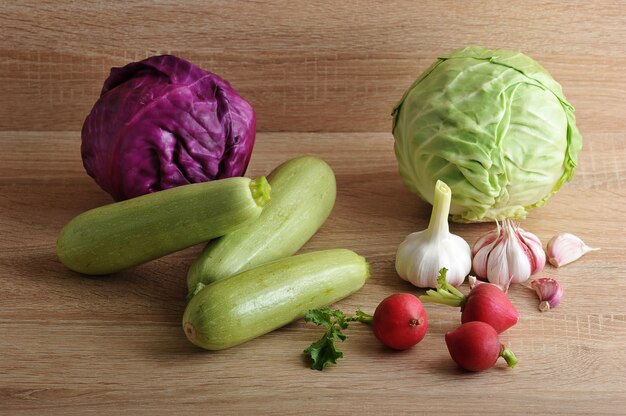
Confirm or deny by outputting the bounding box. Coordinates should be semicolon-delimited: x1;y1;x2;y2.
500;346;518;368
419;268;465;307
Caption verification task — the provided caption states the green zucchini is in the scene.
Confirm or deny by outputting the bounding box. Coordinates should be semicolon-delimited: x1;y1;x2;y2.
186;156;336;291
182;249;369;350
56;177;271;275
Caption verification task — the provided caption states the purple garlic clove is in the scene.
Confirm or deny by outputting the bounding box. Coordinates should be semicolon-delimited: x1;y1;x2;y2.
530;278;563;312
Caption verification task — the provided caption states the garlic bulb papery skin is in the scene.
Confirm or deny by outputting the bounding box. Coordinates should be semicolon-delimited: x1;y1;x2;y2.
547;232;599;267
472;219;546;292
395;180;471;288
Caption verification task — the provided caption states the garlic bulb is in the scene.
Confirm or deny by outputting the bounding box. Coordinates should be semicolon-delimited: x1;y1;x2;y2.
546;232;598;267
472;219;545;292
395;180;471;288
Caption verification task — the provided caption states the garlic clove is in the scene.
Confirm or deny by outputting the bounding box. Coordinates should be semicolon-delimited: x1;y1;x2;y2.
472;222;504;280
506;221;534;284
440;234;472;287
472;235;498;280
410;241;442;288
546;232;599;268
517;227;546;274
488;220;531;292
471;224;499;257
529;278;563;311
485;230;515;292
395;231;424;282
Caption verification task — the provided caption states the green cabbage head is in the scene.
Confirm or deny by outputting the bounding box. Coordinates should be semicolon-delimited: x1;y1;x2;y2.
392;46;582;222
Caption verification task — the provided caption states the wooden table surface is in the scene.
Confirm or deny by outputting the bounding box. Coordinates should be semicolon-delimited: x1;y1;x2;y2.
2;1;625;415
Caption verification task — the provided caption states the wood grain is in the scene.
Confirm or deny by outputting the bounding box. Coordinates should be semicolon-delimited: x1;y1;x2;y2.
1;131;625;415
1;0;626;132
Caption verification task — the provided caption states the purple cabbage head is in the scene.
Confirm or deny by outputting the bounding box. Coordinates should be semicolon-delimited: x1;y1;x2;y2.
81;55;256;201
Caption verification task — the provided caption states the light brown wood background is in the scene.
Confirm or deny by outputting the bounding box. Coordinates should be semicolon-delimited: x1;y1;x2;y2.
1;1;625;415
2;1;626;133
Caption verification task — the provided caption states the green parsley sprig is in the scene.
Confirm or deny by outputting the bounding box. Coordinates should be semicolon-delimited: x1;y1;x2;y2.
303;307;373;371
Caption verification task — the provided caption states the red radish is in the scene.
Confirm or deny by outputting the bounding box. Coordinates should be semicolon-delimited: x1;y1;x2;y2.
460;283;519;332
445;321;518;372
420;269;519;333
372;293;428;350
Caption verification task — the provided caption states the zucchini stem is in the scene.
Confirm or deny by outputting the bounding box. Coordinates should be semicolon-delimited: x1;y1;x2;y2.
250;176;271;207
184;322;197;341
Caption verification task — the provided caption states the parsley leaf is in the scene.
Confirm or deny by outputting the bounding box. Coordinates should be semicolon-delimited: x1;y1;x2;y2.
303;306;373;371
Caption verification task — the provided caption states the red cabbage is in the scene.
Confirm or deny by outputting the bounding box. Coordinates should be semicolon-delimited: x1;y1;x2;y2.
81;55;256;201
